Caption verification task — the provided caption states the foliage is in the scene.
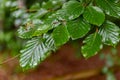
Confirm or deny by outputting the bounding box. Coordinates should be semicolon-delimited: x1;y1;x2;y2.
3;0;120;69
17;0;120;69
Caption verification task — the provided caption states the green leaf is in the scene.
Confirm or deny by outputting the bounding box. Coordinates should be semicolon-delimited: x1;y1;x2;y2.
20;37;50;69
17;26;35;39
96;0;120;18
18;19;53;38
30;3;40;10
30;8;48;19
31;19;53;37
42;0;65;10
43;34;57;51
52;25;70;46
81;33;103;58
98;21;120;47
56;1;84;20
33;24;51;36
67;18;91;40
33;14;61;37
44;14;60;28
83;6;105;26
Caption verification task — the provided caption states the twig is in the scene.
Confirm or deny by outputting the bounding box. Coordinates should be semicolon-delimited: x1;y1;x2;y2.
0;54;20;65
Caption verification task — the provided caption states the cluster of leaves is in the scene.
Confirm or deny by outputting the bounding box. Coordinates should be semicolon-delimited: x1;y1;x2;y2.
18;0;120;69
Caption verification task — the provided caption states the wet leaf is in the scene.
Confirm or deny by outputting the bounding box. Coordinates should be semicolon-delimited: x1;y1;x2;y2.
96;0;120;18
52;25;70;46
56;1;84;20
67;18;91;40
81;33;103;58
83;6;105;26
99;21;120;47
20;37;49;69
